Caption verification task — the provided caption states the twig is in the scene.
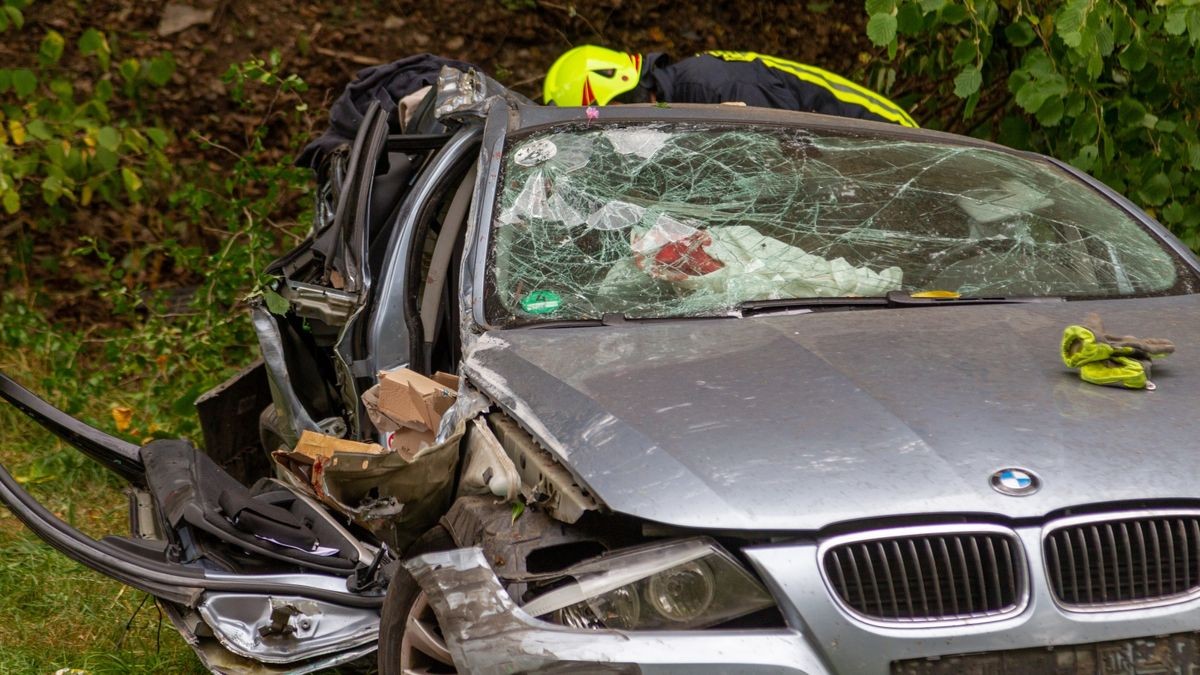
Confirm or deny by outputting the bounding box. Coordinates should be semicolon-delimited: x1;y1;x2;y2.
314;46;384;66
192;134;243;160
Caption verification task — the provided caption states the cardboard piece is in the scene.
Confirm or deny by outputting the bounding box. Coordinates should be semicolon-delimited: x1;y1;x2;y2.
292;430;385;459
362;369;460;462
372;369;460;433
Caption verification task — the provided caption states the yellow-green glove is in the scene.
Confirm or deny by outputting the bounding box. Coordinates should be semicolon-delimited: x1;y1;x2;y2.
1061;314;1173;390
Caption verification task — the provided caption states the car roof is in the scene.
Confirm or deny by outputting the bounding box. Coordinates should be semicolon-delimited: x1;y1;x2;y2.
506;102;1017;155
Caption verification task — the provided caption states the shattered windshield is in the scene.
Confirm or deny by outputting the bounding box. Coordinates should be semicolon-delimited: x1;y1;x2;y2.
486;123;1186;324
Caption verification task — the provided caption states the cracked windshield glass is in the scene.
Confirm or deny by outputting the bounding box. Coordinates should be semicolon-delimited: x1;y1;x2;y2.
487;124;1180;323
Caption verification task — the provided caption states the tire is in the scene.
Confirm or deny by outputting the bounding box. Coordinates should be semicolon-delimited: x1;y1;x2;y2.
378;525;458;675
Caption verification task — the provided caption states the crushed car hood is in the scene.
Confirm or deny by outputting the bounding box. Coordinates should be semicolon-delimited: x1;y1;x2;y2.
463;295;1200;531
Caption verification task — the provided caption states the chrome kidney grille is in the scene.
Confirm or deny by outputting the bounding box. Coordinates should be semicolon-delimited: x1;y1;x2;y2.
1044;513;1200;609
821;527;1026;624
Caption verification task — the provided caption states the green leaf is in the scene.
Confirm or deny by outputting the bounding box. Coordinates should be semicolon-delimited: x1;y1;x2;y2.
24;119;51;140
1014;77;1067;114
865;0;896;14
3;6;23;30
118;59;139;82
145;53;176;87
919;0;946;12
11;68;36;98
1055;0;1092;48
1163;201;1186;224
95;79;113;102
1;189;18;215
1036;95;1065;126
79;28;104;54
95;147;119;172
121;167;143;196
41;174;64;205
97;126;120;151
866;12;898;46
1165;5;1188;36
953;67;982;97
38;30;65;65
262;289;290;315
1138;173;1171;206
952;38;977;65
1118;42;1148;72
896;2;924;34
1117;98;1148;128
1071;144;1099;172
510;500;525;524
941;3;967;23
1187;8;1200;45
145;128;169;148
1005;20;1037;47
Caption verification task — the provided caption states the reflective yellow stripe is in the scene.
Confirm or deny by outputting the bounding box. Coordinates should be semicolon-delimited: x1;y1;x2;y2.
705;51;918;128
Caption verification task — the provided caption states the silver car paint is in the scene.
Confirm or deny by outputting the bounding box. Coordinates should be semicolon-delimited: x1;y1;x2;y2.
461;294;1200;531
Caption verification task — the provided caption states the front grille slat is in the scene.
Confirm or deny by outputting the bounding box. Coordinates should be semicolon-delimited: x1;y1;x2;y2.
922;539;944;617
892;540;915;618
905;540;929;617
1118;522;1134;602
824;530;1023;624
1045;513;1200;609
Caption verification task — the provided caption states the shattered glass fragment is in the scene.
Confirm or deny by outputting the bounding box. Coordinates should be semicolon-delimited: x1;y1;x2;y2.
586;200;645;231
603;127;670;159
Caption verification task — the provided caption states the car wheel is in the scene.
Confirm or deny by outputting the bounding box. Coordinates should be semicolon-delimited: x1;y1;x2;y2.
378;525;458;675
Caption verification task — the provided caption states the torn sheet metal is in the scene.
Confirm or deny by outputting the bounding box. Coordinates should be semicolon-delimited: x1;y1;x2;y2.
198;593;378;665
163;600;376;675
489;124;1177;323
434;66;533;122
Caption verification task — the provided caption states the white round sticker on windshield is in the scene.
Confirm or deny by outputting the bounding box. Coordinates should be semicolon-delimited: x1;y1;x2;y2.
513;139;558;167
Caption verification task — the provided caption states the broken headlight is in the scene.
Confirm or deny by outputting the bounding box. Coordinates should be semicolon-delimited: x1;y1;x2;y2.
520;538;775;630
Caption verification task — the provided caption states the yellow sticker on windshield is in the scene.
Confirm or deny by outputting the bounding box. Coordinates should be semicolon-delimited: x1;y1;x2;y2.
910;290;961;299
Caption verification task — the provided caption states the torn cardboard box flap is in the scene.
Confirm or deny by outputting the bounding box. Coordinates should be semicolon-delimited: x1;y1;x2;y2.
363;368;459;457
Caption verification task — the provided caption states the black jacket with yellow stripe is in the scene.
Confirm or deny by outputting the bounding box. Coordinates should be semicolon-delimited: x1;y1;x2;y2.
642;51;917;128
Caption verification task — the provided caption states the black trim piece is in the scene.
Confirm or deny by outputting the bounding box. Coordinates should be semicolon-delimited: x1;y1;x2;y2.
384;133;454;152
0;371;145;484
0;461;385;608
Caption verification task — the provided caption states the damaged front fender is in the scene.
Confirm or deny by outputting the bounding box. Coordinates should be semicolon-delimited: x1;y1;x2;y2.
405;548;829;674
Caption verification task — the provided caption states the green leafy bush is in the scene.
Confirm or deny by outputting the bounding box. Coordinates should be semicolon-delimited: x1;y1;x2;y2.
0;5;176;214
1;50;311;481
863;0;1200;248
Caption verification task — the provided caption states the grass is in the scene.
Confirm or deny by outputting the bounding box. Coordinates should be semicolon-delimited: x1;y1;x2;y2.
0;330;210;674
0;421;205;674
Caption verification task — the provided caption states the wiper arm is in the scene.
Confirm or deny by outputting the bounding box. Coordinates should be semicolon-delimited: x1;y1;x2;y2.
736;291;1064;316
514;312;737;329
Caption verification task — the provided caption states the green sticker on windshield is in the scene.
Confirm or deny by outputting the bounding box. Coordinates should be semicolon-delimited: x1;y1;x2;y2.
520;289;562;315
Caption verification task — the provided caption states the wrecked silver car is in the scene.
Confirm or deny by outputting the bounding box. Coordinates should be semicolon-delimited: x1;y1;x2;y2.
5;67;1200;674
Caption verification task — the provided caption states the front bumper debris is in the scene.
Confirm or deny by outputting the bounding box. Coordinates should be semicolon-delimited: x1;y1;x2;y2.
405;548;830;674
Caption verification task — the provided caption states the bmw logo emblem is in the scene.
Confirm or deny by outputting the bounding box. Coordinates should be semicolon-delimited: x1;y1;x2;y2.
991;468;1040;496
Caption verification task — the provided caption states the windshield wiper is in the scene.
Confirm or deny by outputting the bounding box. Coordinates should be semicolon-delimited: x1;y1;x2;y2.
736;291;1065;316
514;312;737;329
